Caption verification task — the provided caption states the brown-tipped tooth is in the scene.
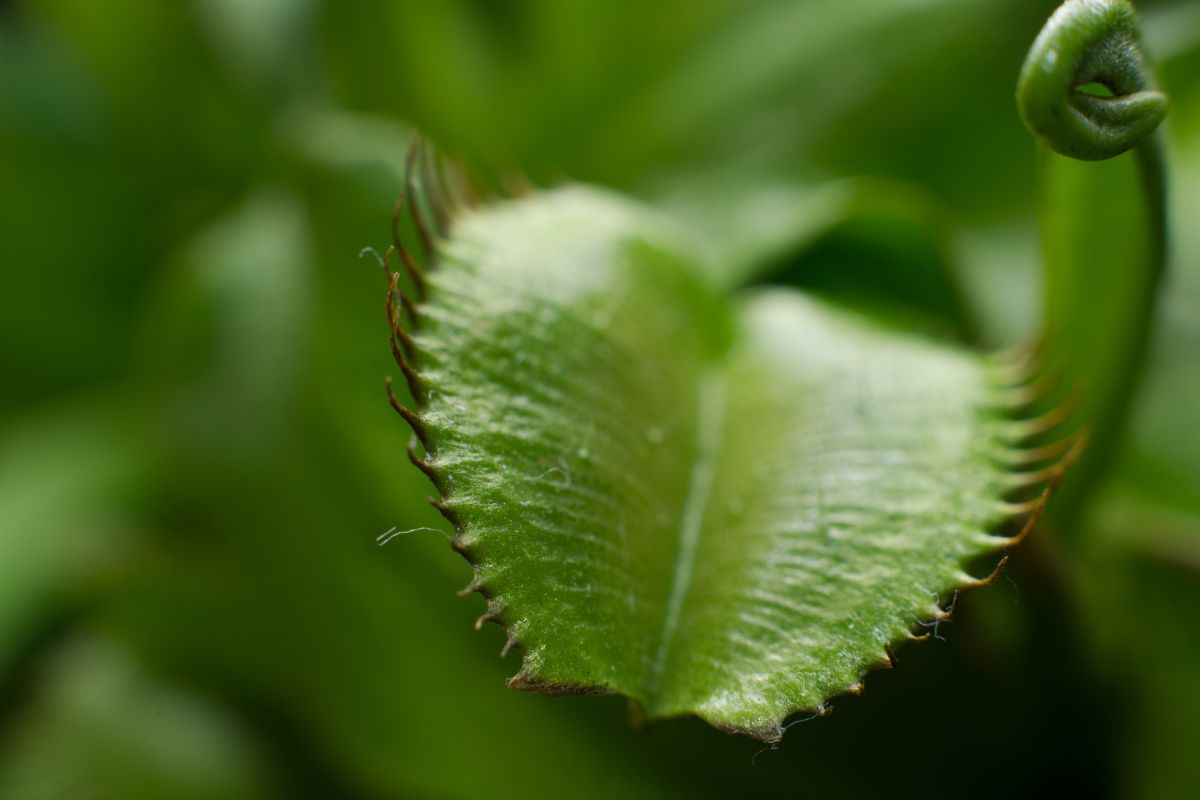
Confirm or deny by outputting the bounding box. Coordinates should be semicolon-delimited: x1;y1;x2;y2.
989;341;1043;386
956;555;1009;590
385;270;400;328
390;335;426;403
430;498;463;532
939;590;961;621
474;611;499;632
446;158;481;209
390;196;405;259
435;152;470;215
389;200;429;302
997;490;1050;547
994;382;1045;410
406;440;441;486
1003;435;1081;468
393;325;418;361
405;141;436;259
994;492;1048;518
419;138;451;236
882;644;899;668
385;377;431;448
499;632;518;659
999;358;1064;406
1003;400;1078;442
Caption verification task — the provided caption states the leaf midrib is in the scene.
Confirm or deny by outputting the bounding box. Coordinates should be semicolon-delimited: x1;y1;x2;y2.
646;368;729;702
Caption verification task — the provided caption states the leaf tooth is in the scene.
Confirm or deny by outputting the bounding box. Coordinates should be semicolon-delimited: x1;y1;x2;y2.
922;590;961;623
1003;431;1088;502
993;361;1065;413
392;322;418;362
383;267;421;336
385;377;433;453
941;590;961;620
1000;433;1082;468
500;631;519;659
955;555;1010;590
505;670;614;697
970;531;1010;554
390;205;429;304
991;383;1042;411
434;494;485;516
437;151;481;212
1003;463;1064;492
986;336;1045;386
404;140;437;263
417;137;452;238
996;494;1050;549
389;332;427;403
430;497;464;534
474;609;502;632
993;493;1046;517
1000;385;1083;442
384;270;421;347
456;579;483;598
881;644;899;669
405;438;444;492
391;134;482;300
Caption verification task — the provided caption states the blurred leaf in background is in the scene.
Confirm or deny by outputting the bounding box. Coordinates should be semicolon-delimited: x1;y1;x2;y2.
1;0;1198;798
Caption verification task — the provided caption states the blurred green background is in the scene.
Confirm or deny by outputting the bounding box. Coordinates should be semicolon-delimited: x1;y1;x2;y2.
1;0;1198;797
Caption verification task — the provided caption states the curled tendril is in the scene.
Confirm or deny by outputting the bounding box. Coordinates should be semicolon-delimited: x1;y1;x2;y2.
1018;0;1167;161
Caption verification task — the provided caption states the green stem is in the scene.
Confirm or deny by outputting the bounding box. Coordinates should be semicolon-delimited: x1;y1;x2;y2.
1017;0;1169;520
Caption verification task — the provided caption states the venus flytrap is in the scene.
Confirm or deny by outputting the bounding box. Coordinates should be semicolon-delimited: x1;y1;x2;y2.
378;0;1166;741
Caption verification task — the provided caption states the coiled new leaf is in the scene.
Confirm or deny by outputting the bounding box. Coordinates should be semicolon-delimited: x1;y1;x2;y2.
1018;0;1166;160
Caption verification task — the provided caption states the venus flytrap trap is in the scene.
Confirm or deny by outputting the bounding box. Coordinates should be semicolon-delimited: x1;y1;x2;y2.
376;0;1166;742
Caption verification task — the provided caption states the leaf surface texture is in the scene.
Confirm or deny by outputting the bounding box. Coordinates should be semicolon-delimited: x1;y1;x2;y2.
407;186;1029;738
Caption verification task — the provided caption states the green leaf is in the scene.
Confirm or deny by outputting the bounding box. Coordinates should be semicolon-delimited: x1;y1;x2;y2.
0;402;145;674
0;636;283;800
392;185;1046;739
655;173;977;341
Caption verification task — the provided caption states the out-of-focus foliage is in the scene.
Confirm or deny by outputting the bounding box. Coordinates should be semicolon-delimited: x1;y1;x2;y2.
0;0;1196;798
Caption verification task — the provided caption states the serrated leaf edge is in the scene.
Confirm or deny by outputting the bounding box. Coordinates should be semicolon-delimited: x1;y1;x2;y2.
378;139;1085;742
